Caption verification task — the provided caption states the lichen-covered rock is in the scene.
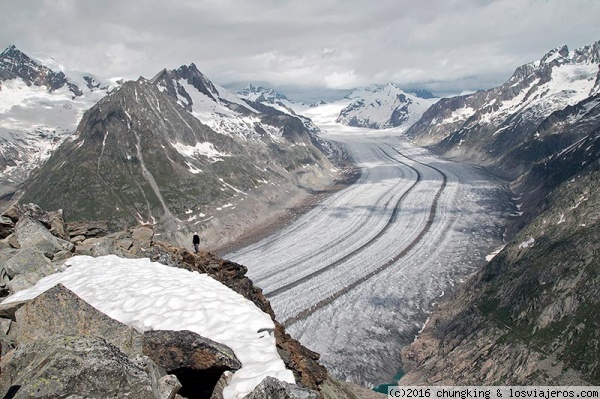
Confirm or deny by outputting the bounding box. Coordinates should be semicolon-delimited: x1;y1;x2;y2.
3;248;54;279
15;284;143;356
0;335;160;399
15;216;73;255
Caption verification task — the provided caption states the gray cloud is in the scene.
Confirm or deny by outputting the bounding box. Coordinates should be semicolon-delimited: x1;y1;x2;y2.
1;0;599;99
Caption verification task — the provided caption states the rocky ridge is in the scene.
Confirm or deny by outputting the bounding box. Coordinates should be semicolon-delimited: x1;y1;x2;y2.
0;203;360;398
406;41;600;179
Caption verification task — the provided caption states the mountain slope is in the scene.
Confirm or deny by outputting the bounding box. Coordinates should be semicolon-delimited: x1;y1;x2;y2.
0;45;116;198
336;84;436;130
402;128;600;384
20;70;338;247
406;41;600;178
400;40;600;385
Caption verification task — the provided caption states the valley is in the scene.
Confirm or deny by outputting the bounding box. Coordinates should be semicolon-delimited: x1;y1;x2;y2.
227;103;514;387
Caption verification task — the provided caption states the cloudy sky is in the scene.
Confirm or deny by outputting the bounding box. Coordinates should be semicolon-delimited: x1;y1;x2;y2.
1;0;599;100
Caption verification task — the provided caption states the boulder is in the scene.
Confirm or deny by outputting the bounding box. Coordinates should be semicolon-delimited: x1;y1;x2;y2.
243;376;320;399
142;329;241;399
2;204;22;223
6;272;44;294
14;216;74;255
15;284;143;356
6;233;20;249
158;374;182;399
0;300;28;321
68;220;109;239
0;335;160;399
4;248;54;279
142;329;241;372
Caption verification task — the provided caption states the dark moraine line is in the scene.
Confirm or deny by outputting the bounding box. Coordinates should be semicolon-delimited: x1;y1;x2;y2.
264;146;422;297
282;145;448;327
254;145;416;285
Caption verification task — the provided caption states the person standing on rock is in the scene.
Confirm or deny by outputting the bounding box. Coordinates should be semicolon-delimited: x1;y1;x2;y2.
192;232;200;254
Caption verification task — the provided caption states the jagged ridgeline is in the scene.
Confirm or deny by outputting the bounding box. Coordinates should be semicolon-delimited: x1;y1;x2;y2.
20;69;335;236
406;41;600;179
400;40;600;385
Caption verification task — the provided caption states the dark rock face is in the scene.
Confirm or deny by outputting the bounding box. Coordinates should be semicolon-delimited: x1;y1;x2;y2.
0;45;73;94
143;330;241;399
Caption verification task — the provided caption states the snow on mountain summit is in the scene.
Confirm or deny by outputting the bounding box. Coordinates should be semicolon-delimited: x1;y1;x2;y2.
0;45;117;196
336;83;437;130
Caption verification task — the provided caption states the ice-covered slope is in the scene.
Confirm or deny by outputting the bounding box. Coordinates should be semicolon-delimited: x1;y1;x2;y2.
0;45;118;196
406;41;600;177
336;83;436;130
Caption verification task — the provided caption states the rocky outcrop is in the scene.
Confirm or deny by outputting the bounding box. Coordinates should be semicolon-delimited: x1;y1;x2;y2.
0;204;341;399
15;284;143;356
0;335;163;399
142;330;241;399
244;376;319;399
0;204;75;298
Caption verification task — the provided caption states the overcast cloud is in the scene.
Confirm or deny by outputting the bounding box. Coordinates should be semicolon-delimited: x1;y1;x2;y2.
1;0;599;100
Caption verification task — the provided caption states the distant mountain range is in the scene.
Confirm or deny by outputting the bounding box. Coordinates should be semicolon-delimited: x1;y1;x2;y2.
0;46;341;246
335;83;437;130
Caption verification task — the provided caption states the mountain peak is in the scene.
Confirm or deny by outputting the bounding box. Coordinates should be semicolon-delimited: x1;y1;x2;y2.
540;44;570;65
1;44;18;56
0;45;72;93
238;83;289;103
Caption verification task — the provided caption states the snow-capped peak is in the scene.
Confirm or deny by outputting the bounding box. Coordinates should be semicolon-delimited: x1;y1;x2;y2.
238;83;290;104
336;83;437;130
0;45;118;191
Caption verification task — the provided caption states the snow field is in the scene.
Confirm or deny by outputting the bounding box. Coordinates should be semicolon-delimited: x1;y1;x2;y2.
2;255;294;399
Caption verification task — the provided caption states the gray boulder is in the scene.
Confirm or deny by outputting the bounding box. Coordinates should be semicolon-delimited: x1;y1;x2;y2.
0;335;159;399
15;284;143;356
3;248;54;279
6;272;44;294
14;215;74;255
2;204;22;223
243;376;320;399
